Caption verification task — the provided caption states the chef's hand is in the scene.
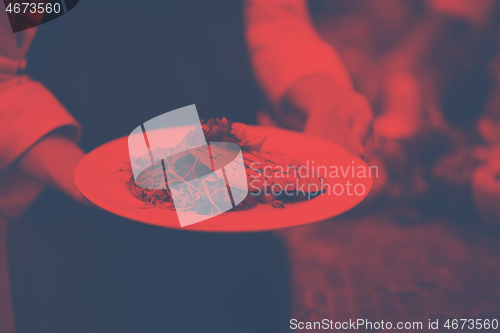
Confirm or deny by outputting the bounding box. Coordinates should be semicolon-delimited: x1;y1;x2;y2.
16;132;90;204
280;75;374;159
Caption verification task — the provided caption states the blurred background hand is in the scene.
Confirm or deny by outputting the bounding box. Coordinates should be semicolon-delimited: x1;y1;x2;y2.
304;90;374;158
279;75;374;159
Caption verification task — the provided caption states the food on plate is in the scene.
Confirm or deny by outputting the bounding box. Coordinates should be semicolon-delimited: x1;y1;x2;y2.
128;118;324;214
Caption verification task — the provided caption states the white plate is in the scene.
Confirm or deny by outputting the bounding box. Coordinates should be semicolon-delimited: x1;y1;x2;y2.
75;126;372;232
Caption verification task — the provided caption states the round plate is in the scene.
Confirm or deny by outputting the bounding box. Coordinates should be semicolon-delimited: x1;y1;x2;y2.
75;125;372;232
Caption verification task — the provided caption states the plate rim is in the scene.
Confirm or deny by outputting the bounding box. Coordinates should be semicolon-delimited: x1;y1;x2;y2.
75;125;373;232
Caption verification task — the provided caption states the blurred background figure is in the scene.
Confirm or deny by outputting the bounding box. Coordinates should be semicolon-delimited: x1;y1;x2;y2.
245;0;374;160
246;0;500;224
244;2;500;329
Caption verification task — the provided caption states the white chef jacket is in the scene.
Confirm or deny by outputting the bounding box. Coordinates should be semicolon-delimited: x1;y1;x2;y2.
0;11;80;333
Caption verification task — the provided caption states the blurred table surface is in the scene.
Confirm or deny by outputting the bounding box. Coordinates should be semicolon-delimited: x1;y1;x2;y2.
284;212;500;332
